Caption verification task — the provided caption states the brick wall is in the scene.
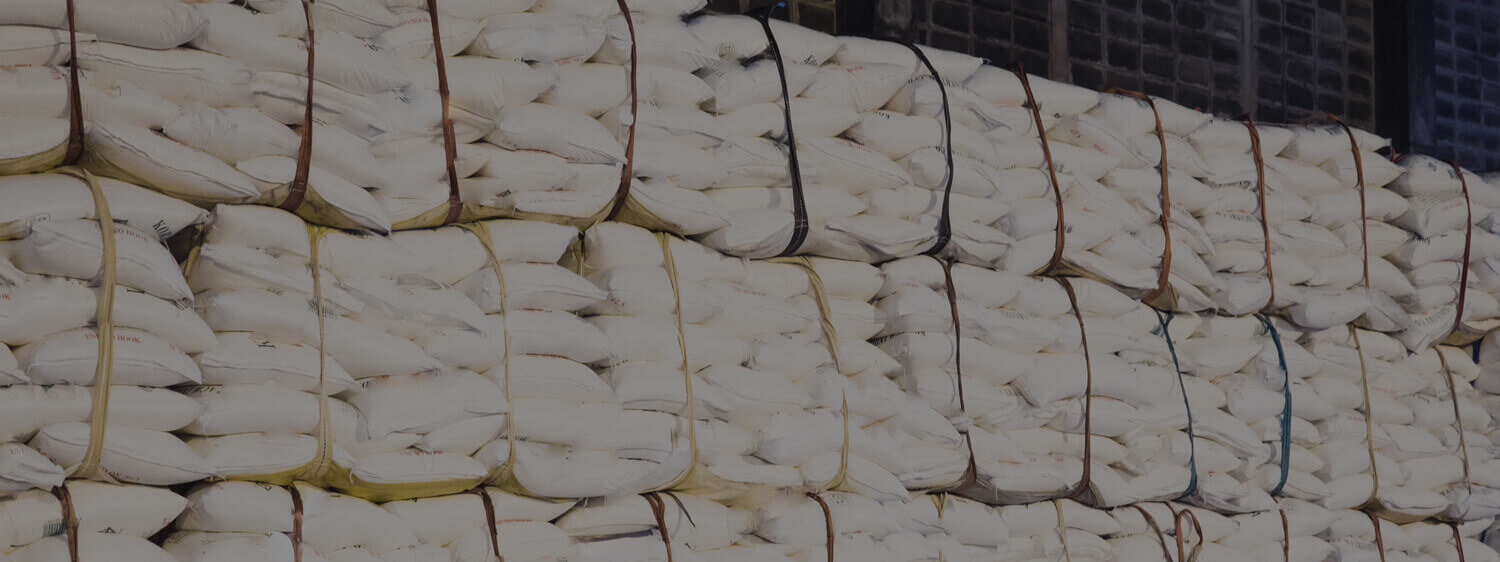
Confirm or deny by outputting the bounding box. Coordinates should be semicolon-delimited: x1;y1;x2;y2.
848;0;1378;129
1423;0;1500;169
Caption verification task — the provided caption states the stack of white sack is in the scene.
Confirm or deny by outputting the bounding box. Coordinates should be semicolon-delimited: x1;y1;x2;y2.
1044;92;1225;311
1478;173;1500;316
165;481;450;562
1173;313;1326;513
555;492;763;561
891;493;1010;560
1387;157;1500;350
988;499;1118;561
687;26;1019;265
181;205;544;500
748;490;934;560
1253;124;1416;334
577;221;957;499
1407;519;1500;562
1214;499;1339;562
1290;328;1497;521
1321;508;1443;561
1109;502;1266;562
875;257;1194;507
0;172;216;490
382;487;576;562
0;482;185;562
0;0;734;231
391;218;666;500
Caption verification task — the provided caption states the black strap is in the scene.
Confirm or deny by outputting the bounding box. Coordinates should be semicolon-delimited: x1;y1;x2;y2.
1154;308;1198;500
755;4;808;257
905;43;954;257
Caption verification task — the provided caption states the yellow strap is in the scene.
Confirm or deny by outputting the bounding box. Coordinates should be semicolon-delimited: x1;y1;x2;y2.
765;256;850;492
459;222;518;485
653;232;698;491
1349;326;1381;507
59;167;115;481
1437;350;1475;520
1055;500;1072;562
300;225;337;484
766;257;845;373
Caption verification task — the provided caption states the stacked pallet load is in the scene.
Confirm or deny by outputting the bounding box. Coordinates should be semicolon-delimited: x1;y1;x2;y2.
4;0;1500;561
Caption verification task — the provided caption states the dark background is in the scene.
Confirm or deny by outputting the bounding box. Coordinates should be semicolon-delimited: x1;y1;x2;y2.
709;0;1500;171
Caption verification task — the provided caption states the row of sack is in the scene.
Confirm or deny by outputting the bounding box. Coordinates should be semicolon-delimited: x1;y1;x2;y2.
0;0;1497;351
2;190;1499;532
6;480;1500;561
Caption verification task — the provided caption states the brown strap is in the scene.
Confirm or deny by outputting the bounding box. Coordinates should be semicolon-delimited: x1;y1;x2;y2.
1279;509;1291;562
1014;66;1066;274
279;0;317;212
1329;116;1370;290
51;485;80;562
1109;90;1172;304
933;257;978;492
1350;326;1382;507
426;0;463;225
1367;511;1387;562
1172;507;1205;562
603;0;639;221
1057;278;1094;500
469;488;504;561
1126;504;1172;561
1439;351;1476;521
643;492;673;562
289;484;304;562
1448;160;1475;339
62;0;84;165
806;492;834;562
1239;115;1276;310
1450;521;1468;562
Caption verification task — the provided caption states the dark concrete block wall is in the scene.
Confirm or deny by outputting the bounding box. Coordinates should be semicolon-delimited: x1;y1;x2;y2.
708;0;1500;170
1426;0;1500;169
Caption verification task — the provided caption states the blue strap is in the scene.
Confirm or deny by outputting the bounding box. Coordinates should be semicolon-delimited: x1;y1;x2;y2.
1256;313;1293;497
1152;308;1197;500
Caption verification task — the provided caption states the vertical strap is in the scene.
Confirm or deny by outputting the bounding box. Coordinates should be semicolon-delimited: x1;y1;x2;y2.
50;484;80;562
289;484;305;562
1349;327;1382;506
1255;313;1293;497
279;0;317;212
806;492;835;562
1239;115;1276;310
1329;117;1371;290
643;492;674;562
1279;508;1291;562
1450;521;1468;562
603;0;638;221
1438;350;1476;521
904;44;955;257
1057;278;1094;501
1366;511;1388;562
767;257;845;373
1447;161;1475;339
460;223;517;485
1013;66;1066;274
1153;309;1198;500
754;5;808;257
424;0;463;225
468;488;504;561
1055;500;1073;562
64;167;116;481
932;257;978;493
654;232;698;489
1126;504;1173;561
62;0;84;165
1172;507;1205;562
299;226;337;484
1108;90;1173;305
